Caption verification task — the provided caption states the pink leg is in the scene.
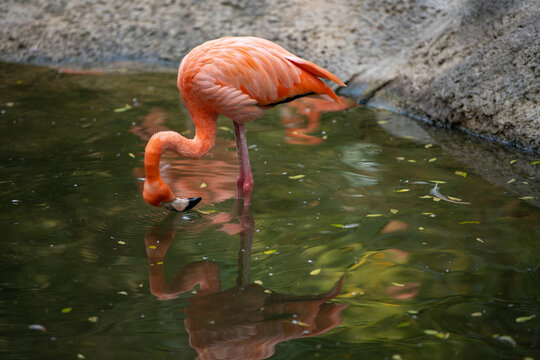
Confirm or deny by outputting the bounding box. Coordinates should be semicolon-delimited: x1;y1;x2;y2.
233;121;253;205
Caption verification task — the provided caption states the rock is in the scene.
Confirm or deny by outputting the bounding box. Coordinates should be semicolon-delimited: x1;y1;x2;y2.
0;0;537;152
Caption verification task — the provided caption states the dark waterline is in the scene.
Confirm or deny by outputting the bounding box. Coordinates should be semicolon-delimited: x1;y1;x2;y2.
0;62;539;359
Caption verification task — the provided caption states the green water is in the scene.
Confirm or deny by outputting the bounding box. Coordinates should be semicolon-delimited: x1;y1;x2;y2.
1;62;539;360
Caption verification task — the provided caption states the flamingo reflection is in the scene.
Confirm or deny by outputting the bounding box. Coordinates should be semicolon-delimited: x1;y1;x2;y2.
144;203;348;360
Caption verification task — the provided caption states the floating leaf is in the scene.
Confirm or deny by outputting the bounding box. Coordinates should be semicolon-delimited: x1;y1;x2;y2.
396;157;405;161
264;289;272;294
197;209;217;214
391;282;405;287
397;321;410;328
366;214;383;217
507;178;516;184
447;196;462;201
493;334;516;347
419;195;433;199
117;291;128;296
432;197;441;202
218;126;231;131
519;196;534;200
117;241;126;245
408;159;416;163
455;171;467;177
429;180;446;184
156;261;163;265
88;316;99;323
254;280;263;285
264;249;277;255
459;221;480;224
428;157;437;162
77;354;86;360
322;135;328;140
200;182;207;188
288;174;305;180
407;310;419;314
475;237;485;243
531;160;540;165
28;324;47;332
423;329;439;335
395;189;410;193
418;227;424;231
515;314;536;323
61;307;72;314
310;268;321;275
331;224;344;228
390;209;399;214
510;159;517;164
422;212;435;216
425;144;433;149
181;129;191;135
471;312;483;317
113;104;132;112
377;120;387;124
148;245;156;249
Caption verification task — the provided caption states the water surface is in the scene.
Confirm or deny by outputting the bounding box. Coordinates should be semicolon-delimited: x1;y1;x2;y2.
1;63;539;359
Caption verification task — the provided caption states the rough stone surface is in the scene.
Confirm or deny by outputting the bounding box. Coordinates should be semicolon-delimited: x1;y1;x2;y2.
0;0;538;151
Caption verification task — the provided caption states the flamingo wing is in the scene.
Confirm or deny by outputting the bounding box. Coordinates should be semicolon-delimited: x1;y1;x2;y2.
178;37;345;123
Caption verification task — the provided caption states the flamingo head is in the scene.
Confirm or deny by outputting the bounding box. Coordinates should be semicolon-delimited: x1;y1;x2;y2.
143;179;201;211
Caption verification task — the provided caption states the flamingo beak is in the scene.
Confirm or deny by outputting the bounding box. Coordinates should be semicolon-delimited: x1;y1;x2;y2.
162;197;202;212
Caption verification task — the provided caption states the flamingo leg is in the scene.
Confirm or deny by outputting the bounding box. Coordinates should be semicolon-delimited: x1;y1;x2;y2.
233;121;253;206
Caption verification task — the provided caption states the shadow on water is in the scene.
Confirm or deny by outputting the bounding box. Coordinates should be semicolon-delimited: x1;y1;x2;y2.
0;62;539;359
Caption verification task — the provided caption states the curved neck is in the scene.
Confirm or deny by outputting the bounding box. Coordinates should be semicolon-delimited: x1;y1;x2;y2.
143;106;217;207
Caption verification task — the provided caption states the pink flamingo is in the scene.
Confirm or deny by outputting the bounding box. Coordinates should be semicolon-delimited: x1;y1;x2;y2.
143;37;345;211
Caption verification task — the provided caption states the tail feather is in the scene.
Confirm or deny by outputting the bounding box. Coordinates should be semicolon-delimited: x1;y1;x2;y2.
286;56;346;87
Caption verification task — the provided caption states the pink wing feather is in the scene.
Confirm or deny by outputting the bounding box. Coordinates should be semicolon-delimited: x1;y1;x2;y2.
178;37;344;123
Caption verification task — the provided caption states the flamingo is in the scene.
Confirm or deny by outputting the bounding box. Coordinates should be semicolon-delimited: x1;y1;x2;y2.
143;37;345;211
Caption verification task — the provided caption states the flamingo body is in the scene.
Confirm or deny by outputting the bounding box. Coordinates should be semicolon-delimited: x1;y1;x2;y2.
144;37;345;210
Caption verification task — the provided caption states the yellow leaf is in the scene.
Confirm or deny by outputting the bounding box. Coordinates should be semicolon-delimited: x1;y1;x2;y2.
447;196;462;201
366;214;383;217
264;289;272;294
128;153;135;158
395;189;410;193
418;227;424;231
148;245;156;249
459;221;480;224
331;224;344;228
322;135;328;140
429;180;446;184
396;157;405;161
530;160;540;165
117;241;126;245
471;312;483;317
88;316;99;323
390;209;399;214
428;157;437;162
61;307;72;314
510;159;517;164
377;120;387;124
507;178;516;184
455;171;467;177
515;315;535;323
425;144;433;149
254;280;263;285
475;237;485;243
422;212;434;216
113;104;132;113
407;159;417;163
519;196;534;200
181;129;191;135
264;249;277;255
432;198;441;202
156;261;163;265
391;282;405;287
200;182;207;188
288;174;305;180
419;195;432;199
310;268;321;275
218;126;231;131
117;291;128;296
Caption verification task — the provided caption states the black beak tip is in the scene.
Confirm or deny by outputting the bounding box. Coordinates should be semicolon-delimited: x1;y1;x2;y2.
184;197;202;211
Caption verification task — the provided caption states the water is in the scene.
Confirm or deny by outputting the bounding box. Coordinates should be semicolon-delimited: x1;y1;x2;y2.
1;62;539;359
